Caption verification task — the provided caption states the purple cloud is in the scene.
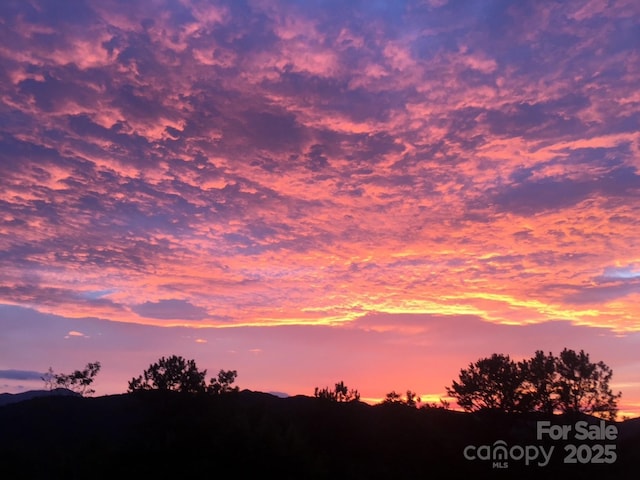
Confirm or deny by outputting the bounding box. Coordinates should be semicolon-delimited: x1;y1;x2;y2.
0;370;44;381
132;299;209;320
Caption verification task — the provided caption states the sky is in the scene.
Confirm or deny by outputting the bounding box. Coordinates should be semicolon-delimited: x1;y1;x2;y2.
1;0;639;416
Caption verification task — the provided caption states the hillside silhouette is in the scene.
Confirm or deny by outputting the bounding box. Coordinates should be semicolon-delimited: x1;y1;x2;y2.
1;390;638;479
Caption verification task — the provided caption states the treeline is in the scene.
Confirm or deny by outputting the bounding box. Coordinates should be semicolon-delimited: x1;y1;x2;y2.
41;348;623;420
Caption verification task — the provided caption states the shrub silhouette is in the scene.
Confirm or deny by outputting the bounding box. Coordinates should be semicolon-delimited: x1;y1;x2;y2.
383;390;421;407
314;381;360;402
447;349;621;419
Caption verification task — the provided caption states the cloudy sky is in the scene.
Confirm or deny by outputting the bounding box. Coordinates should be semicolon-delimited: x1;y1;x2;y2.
1;0;639;415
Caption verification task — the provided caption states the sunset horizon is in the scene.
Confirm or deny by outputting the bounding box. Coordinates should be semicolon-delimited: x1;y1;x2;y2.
1;0;639;419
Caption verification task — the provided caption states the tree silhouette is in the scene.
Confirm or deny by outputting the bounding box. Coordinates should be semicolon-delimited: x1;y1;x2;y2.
128;355;207;393
554;348;621;419
207;369;239;394
42;362;101;396
447;349;621;419
128;355;239;395
314;381;360;402
446;353;528;413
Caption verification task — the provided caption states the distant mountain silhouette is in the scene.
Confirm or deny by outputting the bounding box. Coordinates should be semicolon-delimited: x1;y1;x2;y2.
0;390;637;478
267;390;289;398
0;388;80;407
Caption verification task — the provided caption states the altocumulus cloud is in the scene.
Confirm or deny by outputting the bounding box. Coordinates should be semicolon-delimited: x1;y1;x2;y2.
0;0;638;332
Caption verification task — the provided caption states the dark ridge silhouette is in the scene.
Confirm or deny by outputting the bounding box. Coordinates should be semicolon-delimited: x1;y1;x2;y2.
0;390;638;479
0;388;80;407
